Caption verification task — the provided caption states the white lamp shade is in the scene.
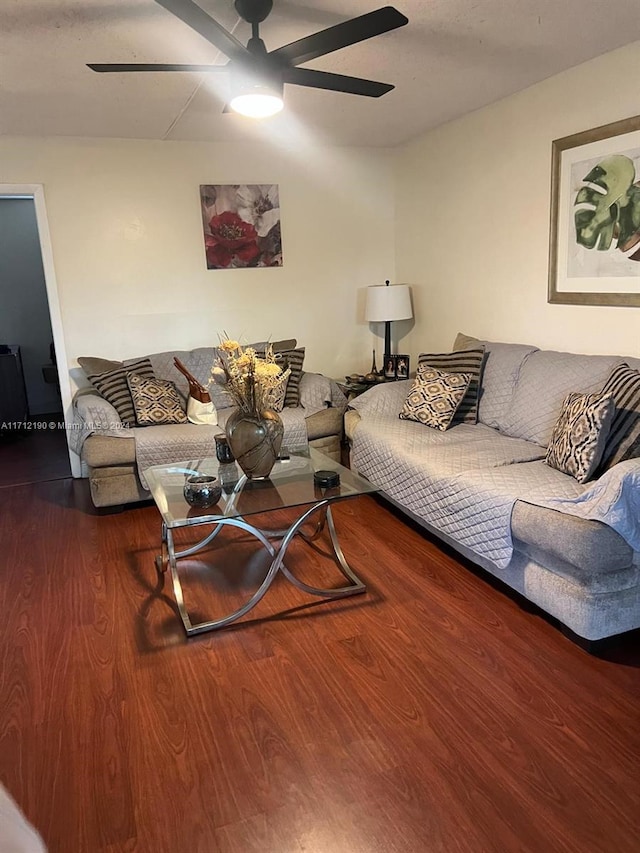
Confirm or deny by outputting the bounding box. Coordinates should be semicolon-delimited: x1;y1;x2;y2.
365;284;413;322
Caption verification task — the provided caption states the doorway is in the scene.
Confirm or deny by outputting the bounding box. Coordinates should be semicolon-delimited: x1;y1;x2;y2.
0;187;75;485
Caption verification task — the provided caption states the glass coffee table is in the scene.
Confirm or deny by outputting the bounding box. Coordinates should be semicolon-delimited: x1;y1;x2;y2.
144;447;378;636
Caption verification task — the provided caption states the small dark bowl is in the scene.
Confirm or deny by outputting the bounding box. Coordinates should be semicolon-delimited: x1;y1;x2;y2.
183;475;222;508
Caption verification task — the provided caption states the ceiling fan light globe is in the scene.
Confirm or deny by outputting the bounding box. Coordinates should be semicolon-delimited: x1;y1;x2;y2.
229;92;283;117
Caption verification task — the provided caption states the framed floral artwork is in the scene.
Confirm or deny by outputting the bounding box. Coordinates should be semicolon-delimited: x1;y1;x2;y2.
548;115;640;306
200;184;283;269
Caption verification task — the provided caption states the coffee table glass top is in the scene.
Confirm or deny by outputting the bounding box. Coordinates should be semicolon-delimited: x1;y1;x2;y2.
144;447;378;528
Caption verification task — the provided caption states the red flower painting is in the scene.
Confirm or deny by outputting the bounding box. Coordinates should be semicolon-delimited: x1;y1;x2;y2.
205;211;260;269
200;184;283;269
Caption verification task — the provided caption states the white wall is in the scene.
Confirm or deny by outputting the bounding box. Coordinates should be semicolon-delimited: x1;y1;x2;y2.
395;40;640;360
0;136;396;388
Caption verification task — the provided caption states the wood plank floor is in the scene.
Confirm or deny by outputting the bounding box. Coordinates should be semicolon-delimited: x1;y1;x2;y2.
0;420;70;487
0;478;638;852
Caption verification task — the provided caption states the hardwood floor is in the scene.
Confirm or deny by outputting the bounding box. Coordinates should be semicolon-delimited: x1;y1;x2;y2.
0;420;70;487
0;478;638;852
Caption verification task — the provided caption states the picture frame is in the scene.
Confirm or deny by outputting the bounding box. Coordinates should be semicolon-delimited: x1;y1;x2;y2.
383;354;410;380
395;354;410;379
548;114;640;307
383;355;397;380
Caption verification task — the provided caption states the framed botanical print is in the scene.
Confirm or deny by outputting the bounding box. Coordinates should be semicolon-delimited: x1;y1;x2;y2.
200;184;282;269
548;114;640;306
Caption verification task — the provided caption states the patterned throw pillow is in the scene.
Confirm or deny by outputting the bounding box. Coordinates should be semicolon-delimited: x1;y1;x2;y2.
596;362;640;474
126;373;188;426
400;367;472;431
417;348;485;424
275;348;305;407
265;368;291;413
87;358;155;427
545;392;615;483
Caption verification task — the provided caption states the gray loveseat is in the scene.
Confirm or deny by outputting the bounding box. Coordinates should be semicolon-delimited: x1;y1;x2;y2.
71;341;347;508
345;334;640;645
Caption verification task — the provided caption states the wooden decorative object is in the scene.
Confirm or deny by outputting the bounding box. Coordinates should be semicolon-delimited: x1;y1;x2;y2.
173;358;211;403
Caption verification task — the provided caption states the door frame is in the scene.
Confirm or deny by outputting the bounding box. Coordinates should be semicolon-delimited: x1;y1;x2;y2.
0;184;79;476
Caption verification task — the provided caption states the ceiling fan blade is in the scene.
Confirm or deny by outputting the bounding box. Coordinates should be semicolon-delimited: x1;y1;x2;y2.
270;6;408;67
153;0;251;64
88;63;229;72
283;67;393;97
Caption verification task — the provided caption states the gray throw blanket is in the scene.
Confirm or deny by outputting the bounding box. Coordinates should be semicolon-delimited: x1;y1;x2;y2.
350;413;584;568
533;459;640;552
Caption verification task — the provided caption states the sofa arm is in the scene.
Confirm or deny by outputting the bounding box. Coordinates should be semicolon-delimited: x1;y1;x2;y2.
299;372;347;414
344;409;361;442
348;380;412;417
531;458;640;552
69;391;128;458
75;391;126;433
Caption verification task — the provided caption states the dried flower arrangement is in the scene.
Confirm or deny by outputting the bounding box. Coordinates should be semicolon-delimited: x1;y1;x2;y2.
210;338;288;416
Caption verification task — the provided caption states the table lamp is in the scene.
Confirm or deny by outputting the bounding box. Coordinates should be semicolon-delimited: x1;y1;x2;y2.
365;281;413;361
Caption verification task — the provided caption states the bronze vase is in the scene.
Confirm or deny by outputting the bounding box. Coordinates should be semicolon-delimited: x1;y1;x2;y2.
224;409;284;479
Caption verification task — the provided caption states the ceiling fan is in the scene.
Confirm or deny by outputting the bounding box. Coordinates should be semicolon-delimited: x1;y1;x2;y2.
88;0;409;117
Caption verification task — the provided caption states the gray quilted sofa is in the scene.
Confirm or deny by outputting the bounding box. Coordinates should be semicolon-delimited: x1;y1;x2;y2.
71;340;347;509
345;333;640;645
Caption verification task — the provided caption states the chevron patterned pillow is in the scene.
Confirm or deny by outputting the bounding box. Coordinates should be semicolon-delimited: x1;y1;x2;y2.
400;366;472;431
127;373;188;426
417;348;486;424
545;392;615;483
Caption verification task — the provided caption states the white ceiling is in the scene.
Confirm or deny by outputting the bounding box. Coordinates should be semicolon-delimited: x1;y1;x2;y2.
2;0;640;147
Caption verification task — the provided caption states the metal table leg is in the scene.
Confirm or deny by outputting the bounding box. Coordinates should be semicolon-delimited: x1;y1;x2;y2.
154;500;366;636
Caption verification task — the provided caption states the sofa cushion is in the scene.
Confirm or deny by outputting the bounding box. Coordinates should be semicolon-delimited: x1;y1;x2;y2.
87;358;156;427
298;372;339;413
545;392;615;483
501;350;619;446
253;338;297;354
136;347;233;411
78;356;123;375
597;362;640;474
417;348;485;424
127;373;188;426
400;367;472;430
453;332;539;431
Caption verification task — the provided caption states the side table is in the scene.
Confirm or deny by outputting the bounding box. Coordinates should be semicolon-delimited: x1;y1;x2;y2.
335;379;382;402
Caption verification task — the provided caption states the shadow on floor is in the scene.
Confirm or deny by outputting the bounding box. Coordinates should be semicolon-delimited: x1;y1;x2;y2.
0;416;71;487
